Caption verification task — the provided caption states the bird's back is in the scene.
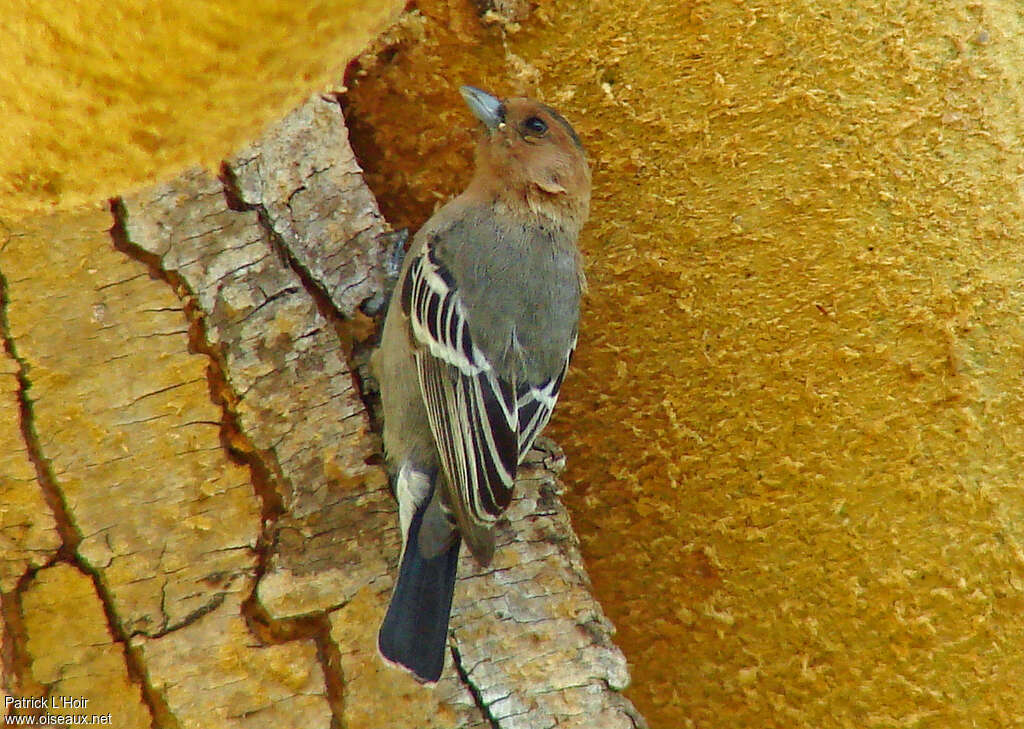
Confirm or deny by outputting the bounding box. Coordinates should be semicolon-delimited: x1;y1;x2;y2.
432;201;583;385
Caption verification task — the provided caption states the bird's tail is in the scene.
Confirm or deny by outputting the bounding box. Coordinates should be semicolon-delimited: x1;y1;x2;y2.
378;487;461;684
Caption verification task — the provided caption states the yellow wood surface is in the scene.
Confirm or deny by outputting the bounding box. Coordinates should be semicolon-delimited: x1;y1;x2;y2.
345;1;1024;725
0;0;401;220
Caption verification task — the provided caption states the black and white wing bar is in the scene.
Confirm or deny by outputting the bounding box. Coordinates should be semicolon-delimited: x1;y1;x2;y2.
403;245;518;525
402;243;575;527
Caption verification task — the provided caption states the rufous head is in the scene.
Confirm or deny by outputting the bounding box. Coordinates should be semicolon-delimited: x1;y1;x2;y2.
460;85;591;231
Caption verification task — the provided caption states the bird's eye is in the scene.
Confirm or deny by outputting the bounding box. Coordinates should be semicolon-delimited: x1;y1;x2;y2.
522;116;548;136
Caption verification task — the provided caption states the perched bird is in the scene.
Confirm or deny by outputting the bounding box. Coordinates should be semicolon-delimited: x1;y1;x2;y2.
373;85;592;683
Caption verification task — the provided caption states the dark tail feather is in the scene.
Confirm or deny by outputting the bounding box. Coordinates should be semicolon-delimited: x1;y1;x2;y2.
378;499;461;684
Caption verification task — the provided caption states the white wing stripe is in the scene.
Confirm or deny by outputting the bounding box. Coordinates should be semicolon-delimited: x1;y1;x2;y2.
514;343;574;461
486;368;518;430
408;255;483;375
470;374;516;511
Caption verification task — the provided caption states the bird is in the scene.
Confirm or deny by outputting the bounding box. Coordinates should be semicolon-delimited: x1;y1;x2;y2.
373;85;592;684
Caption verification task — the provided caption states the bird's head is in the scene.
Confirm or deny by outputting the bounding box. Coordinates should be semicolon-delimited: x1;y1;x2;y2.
460;85;591;230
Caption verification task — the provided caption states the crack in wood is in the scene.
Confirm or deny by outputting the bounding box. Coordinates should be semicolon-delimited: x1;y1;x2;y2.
0;260;73;713
235;175;397;477
109;196;288;527
149;591;229;641
2;232;197;728
0;262;81;561
313;620;347;729
109;196;348;726
239;601;348;726
1;571;48;718
450;642;501;729
219;163;371;351
215;166;376;727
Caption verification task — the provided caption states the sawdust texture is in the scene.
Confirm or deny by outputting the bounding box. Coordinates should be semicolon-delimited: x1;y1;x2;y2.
0;0;402;221
343;1;1024;726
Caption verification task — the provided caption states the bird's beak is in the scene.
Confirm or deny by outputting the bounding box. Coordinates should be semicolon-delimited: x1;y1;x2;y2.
459;85;505;131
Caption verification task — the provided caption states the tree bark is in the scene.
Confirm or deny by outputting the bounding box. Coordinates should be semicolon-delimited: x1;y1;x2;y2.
0;87;646;729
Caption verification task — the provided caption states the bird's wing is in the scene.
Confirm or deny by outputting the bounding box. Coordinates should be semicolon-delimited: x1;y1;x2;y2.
514;331;575;462
402;243;519;531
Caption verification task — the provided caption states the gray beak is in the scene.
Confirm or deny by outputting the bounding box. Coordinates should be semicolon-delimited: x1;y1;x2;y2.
459;86;505;131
